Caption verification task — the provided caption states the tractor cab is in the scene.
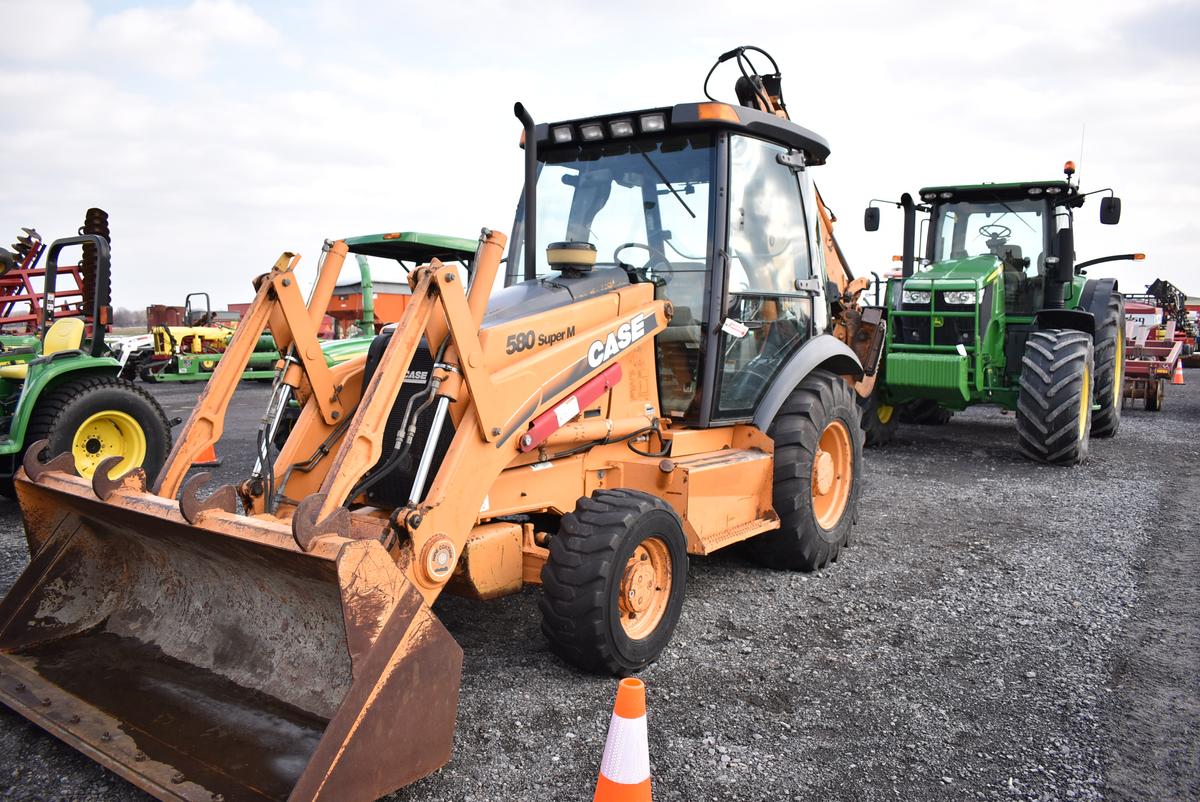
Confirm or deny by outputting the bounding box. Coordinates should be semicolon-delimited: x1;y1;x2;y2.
504;101;838;425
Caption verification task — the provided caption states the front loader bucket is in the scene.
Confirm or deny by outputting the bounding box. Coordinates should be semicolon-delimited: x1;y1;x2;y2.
0;471;463;802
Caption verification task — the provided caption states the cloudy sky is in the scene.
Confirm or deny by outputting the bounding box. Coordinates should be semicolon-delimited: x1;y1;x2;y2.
2;0;1197;310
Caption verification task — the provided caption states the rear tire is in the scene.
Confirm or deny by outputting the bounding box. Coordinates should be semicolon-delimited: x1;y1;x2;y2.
1091;292;1124;437
539;489;688;676
25;375;172;483
748;369;862;571
857;384;898;447
1015;329;1094;465
898;399;953;426
1146;377;1165;412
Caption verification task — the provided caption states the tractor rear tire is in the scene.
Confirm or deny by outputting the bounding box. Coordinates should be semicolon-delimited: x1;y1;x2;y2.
748;369;862;571
25;375;172;483
857;385;898;447
898;399;954;426
1091;292;1125;438
1015;329;1094;465
539;489;688;676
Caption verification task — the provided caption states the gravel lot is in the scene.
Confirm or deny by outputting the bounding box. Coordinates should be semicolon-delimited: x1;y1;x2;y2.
0;377;1196;801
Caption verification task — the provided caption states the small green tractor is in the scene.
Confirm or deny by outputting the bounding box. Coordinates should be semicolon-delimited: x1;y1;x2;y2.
0;233;171;493
861;162;1139;465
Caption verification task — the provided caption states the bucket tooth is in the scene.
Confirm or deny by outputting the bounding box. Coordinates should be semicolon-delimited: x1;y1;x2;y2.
178;472;237;524
21;439;78;482
293;493;351;552
91;456;147;500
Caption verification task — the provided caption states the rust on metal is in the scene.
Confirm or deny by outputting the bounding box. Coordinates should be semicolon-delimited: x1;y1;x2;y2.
90;456;147;501
177;473;237;525
293;492;351;551
21;439;78;482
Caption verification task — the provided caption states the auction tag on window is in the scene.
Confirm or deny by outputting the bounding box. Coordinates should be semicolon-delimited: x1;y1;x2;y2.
956;343;968;356
721;318;749;338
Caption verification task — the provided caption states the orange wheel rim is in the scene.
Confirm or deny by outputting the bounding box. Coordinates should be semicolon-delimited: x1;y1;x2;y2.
811;420;853;530
618;538;671;639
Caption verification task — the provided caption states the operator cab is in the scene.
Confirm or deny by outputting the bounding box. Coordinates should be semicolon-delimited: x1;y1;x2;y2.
505;102;833;426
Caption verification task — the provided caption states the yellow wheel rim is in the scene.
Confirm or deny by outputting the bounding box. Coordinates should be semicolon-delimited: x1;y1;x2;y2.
71;410;147;479
618;537;672;640
1113;330;1124;409
877;403;894;424
1078;364;1090;440
812;420;853;530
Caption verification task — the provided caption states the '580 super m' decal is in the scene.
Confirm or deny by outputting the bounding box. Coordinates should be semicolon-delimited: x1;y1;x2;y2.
586;312;654;368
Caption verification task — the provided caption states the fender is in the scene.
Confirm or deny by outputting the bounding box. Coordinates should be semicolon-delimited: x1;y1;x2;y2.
1077;276;1120;327
752;334;862;431
1035;308;1095;335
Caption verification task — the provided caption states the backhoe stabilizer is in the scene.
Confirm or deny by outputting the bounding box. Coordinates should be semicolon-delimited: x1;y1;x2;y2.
0;467;463;802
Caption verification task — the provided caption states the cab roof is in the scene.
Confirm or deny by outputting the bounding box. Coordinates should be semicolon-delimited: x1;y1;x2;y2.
342;232;477;262
918;180;1079;204
532;102;831;166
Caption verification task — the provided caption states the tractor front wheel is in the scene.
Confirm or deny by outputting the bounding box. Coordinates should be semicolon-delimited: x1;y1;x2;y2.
1091;292;1125;437
1015;329;1094;465
539;489;688;676
857;384;899;447
748;369;862;571
26;376;172;483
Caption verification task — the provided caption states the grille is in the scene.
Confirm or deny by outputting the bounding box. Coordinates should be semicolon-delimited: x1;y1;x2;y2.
360;333;456;508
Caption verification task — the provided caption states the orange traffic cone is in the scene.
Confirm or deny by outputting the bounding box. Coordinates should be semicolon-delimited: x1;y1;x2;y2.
1173;360;1185;385
594;678;652;802
192;443;222;467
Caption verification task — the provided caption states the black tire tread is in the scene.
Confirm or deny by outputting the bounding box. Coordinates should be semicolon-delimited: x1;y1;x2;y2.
1014;329;1093;465
1091;292;1124;438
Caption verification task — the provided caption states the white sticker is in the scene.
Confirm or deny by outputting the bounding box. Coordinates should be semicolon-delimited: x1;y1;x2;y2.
479;495;490;513
530;461;553;472
721;318;750;338
554;395;581;426
956;343;968;357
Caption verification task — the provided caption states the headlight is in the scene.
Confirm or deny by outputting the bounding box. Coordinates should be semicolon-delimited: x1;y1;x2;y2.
942;290;978;305
902;290;931;304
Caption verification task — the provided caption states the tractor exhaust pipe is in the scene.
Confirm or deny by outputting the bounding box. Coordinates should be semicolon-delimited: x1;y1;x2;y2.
514;102;537;282
900;192;916;279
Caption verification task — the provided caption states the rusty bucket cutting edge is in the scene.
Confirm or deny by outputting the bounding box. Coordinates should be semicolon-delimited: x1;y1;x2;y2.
0;469;463;802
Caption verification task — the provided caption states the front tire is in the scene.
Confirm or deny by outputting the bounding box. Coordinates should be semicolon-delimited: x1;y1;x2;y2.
1015;329;1094;465
26;375;172;482
1091;292;1125;437
539;489;688;676
748;369;862;571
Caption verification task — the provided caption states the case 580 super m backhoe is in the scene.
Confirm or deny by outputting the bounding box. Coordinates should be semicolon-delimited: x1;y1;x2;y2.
860;163;1137;465
0;47;882;802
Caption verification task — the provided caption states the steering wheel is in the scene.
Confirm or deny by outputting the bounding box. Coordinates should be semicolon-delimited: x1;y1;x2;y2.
978;223;1011;241
613;242;671;282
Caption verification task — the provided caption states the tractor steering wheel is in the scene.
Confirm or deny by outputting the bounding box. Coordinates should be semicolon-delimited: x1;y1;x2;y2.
978;223;1012;241
614;242;671;283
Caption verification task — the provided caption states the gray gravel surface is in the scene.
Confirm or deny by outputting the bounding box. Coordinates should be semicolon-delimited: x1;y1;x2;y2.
0;378;1196;801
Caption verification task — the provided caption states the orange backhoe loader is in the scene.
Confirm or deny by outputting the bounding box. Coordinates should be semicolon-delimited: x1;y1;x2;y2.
0;46;882;802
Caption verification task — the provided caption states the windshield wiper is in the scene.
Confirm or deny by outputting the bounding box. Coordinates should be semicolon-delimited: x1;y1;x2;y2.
640;152;696;219
986;193;1037;233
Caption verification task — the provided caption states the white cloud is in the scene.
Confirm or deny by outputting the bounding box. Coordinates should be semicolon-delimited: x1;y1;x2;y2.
0;0;1195;311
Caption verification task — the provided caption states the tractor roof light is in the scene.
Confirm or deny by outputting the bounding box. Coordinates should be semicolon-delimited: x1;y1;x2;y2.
922;193;937;201
939;191;953;199
1064;160;1076;176
1134;253;1146;260
551;125;574;144
609;119;635;138
580;123;604;141
1028;187;1043;195
639;113;666;132
1045;186;1062;194
696;102;740;122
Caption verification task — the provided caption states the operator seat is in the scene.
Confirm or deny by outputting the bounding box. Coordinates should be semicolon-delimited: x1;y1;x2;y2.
998;245;1025;306
0;317;86;381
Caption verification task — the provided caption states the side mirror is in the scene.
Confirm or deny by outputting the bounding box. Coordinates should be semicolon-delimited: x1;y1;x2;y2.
1100;196;1122;225
1054;228;1075;282
864;206;880;232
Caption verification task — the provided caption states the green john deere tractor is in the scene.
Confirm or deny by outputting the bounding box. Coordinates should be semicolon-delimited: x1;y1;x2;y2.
861;162;1139;465
0;234;171;495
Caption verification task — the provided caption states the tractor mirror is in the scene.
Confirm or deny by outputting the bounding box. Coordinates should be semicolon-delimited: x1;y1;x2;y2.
1100;196;1121;225
864;207;880;232
1055;228;1075;282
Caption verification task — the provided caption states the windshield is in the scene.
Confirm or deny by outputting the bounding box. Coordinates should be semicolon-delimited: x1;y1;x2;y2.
512;134;714;279
930;198;1047;269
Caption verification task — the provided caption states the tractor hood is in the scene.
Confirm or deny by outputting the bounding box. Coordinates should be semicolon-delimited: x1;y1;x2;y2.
904;255;999;288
